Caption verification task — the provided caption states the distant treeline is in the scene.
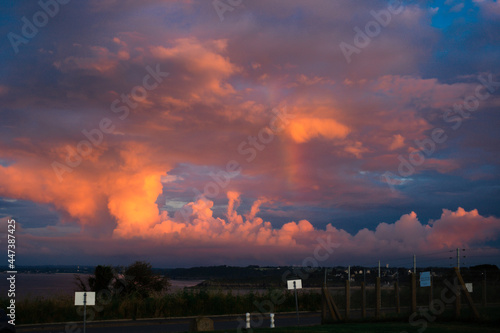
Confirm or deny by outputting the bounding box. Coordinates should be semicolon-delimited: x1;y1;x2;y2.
163;264;500;288
0;265;94;274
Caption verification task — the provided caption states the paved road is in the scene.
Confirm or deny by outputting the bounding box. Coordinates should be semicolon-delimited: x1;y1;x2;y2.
18;303;495;332
17;312;321;333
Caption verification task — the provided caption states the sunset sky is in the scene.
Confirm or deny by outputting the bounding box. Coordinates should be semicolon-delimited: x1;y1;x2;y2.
1;0;500;268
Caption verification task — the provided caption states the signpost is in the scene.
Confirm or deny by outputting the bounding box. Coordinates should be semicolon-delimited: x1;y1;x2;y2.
75;292;95;333
287;279;302;325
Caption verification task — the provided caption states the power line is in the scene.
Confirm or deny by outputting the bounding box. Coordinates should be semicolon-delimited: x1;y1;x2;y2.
330;247;500;269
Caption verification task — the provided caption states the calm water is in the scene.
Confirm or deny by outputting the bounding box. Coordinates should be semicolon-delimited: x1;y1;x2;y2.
0;273;204;300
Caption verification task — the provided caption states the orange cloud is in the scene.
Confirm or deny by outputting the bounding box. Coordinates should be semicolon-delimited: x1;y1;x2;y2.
389;134;405;150
0;141;166;231
288;118;350;143
115;192;318;250
0;161;101;224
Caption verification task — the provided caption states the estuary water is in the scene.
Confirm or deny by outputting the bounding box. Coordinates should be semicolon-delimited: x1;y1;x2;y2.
0;273;203;300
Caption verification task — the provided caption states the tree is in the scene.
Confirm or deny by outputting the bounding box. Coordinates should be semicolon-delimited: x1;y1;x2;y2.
89;265;115;291
117;261;170;298
75;265;116;292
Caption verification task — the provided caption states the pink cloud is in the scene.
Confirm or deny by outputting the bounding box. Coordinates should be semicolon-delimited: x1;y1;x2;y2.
150;38;240;98
13;195;500;266
428;208;500;247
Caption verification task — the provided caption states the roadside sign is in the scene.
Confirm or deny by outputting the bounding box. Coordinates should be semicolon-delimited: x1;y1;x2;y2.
420;271;431;287
75;291;95;333
75;292;95;306
286;279;302;325
287;279;302;290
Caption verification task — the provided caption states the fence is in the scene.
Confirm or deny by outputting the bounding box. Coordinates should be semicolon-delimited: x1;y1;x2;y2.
320;264;500;323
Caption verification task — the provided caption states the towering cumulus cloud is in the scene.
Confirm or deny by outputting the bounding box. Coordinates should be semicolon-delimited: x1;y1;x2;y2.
113;188;500;264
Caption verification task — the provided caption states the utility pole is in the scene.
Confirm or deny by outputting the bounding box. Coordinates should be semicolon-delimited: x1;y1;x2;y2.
482;271;487;307
346;265;351;320
413;254;416;274
457;248;460;271
376;261;381;319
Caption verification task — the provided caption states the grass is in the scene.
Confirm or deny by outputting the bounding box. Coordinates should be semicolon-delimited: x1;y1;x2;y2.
4;289;322;325
6;284;500;326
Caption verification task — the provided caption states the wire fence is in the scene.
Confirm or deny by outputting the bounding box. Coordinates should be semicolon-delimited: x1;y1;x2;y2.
318;248;500;323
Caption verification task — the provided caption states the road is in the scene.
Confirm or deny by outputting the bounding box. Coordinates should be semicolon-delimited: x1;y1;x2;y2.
18;303;495;332
16;312;321;333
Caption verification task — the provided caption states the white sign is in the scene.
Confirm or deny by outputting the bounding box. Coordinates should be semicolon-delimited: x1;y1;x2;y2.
465;283;473;293
75;292;96;306
420;271;431;287
287;279;302;290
